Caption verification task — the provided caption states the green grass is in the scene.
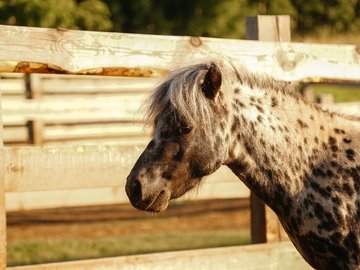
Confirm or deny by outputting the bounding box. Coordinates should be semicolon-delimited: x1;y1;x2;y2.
8;230;250;267
311;84;360;103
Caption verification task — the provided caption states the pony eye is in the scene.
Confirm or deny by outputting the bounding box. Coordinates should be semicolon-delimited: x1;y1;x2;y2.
179;124;193;135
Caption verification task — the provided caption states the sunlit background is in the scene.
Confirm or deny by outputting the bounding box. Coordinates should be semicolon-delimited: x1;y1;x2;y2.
0;0;359;267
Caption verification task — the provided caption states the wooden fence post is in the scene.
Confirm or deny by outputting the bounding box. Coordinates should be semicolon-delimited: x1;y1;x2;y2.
246;15;291;244
26;74;44;145
0;77;7;269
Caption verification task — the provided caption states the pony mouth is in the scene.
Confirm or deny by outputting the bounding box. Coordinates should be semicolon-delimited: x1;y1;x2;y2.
140;190;170;213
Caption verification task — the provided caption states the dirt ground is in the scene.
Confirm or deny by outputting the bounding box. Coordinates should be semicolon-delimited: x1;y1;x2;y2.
7;198;250;243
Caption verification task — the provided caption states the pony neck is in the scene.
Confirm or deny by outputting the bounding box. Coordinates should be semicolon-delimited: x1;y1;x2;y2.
224;83;356;213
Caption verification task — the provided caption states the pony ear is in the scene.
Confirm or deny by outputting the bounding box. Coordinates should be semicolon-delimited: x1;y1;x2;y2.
201;63;222;99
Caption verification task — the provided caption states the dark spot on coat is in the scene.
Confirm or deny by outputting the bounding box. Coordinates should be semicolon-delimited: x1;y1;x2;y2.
235;99;245;108
334;128;346;134
326;170;334;177
297;119;309;128
346;149;356;161
271;96;278;107
329;136;337;145
256;105;264;113
343;138;352;144
342;183;354;197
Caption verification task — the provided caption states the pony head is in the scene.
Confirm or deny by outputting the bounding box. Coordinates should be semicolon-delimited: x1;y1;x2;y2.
126;61;232;212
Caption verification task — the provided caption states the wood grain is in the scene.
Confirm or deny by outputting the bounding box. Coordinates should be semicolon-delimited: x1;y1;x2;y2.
3;145;246;194
0;79;7;269
7;241;312;270
0;25;359;82
1;95;145;125
6;179;249;211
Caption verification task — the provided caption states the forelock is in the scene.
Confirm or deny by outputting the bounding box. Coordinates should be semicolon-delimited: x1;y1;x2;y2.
145;63;214;128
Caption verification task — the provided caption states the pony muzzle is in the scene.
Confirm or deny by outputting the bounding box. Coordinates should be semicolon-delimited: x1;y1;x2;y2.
125;174;171;212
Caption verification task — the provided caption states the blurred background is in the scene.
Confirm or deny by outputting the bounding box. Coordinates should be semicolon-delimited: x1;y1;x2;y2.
0;0;359;44
1;0;359;267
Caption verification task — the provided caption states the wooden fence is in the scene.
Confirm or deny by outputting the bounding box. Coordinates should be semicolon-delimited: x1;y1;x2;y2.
0;15;359;269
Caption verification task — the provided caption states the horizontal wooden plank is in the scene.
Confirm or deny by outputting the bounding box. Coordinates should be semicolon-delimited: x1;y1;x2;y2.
8;241;311;270
0;74;157;97
37;74;158;94
321;102;360;114
43;123;151;142
1;95;145;124
43;137;151;146
0;73;24;79
4;145;242;193
6;178;249;211
0;78;25;95
5;187;128;211
0;25;359;82
3;126;28;143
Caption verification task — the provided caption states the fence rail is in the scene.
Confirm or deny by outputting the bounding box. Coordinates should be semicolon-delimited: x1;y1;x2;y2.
8;242;312;270
0;24;359;82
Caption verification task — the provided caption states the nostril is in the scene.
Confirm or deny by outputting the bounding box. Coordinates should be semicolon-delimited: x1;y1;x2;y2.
131;178;142;202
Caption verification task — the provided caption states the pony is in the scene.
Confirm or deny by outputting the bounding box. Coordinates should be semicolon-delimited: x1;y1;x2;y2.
126;59;360;270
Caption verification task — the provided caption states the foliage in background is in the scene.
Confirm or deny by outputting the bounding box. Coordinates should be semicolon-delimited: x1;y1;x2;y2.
0;0;112;31
0;0;359;41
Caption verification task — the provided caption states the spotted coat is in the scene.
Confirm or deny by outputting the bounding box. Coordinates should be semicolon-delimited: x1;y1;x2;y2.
126;61;360;270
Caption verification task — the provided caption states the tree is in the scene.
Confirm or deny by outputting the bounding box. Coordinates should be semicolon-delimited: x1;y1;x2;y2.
0;0;112;31
292;0;359;34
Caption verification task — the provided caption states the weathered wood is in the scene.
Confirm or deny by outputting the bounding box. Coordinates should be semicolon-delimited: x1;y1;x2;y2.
6;177;249;211
301;85;315;102
250;192;267;244
1;95;145;125
317;94;334;104
246;15;291;42
0;74;157;95
7;241;312;270
266;207;289;242
27;120;43;145
3;145;244;194
37;74;158;94
322;102;360;115
3;126;28;143
0;79;7;269
43;122;151;142
0;77;25;95
0;24;359;82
